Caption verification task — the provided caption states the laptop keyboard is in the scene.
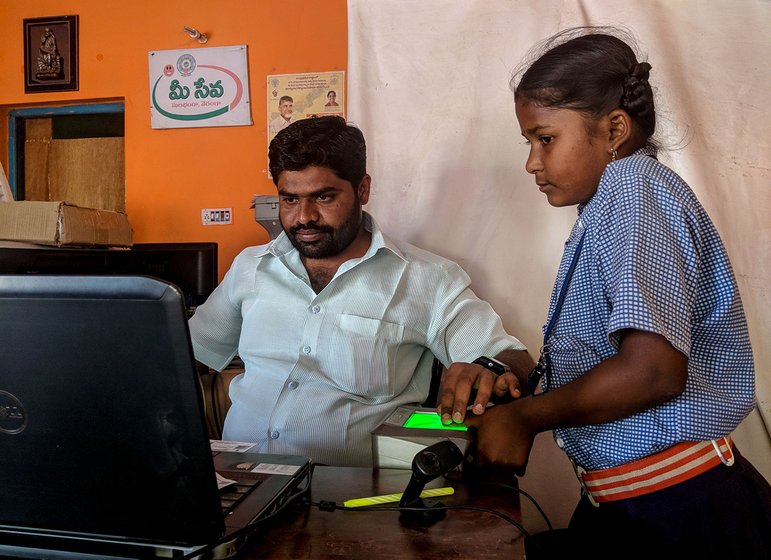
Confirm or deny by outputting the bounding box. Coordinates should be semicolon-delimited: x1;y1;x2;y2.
219;474;263;513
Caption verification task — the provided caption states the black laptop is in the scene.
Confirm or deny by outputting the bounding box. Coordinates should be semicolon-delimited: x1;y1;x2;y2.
0;275;312;559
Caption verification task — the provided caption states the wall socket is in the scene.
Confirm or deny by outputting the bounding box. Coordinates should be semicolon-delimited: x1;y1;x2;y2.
202;208;232;225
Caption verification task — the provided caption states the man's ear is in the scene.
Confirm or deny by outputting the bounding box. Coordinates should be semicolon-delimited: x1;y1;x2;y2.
357;174;371;205
607;109;633;153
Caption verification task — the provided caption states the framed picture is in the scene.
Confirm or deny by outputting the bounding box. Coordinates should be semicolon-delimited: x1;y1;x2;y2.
23;15;79;93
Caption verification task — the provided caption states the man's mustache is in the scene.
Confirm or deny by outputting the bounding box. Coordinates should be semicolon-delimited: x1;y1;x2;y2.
289;223;333;235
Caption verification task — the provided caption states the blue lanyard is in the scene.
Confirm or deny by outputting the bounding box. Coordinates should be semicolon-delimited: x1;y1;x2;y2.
527;232;586;394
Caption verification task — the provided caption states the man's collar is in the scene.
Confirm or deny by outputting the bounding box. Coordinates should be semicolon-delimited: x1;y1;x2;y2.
361;212;408;263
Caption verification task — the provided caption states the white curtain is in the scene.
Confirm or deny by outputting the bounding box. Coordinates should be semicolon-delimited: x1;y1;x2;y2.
348;0;771;530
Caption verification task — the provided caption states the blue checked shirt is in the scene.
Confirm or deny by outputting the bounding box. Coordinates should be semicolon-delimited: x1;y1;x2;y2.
544;147;755;471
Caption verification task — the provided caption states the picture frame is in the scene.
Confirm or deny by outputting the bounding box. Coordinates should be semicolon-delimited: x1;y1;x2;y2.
23;15;79;93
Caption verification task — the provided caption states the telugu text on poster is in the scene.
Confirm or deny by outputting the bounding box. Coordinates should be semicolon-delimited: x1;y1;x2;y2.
149;45;252;129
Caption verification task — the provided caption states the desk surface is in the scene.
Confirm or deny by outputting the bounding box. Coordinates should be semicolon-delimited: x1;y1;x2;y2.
241;466;525;559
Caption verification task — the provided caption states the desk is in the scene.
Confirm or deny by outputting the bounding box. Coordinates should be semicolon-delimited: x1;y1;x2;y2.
241;466;525;559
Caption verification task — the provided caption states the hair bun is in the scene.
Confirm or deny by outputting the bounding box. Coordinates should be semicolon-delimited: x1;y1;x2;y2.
629;62;651;82
621;62;653;119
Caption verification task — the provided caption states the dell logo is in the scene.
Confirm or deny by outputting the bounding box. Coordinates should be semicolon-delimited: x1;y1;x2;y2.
0;390;26;434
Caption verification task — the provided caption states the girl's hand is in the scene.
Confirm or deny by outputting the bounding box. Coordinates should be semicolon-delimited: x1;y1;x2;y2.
465;400;535;475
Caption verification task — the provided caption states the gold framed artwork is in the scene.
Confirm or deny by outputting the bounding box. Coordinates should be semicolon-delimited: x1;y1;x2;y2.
23;15;79;94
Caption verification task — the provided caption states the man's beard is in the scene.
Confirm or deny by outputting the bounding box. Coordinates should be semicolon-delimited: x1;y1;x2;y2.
284;201;362;259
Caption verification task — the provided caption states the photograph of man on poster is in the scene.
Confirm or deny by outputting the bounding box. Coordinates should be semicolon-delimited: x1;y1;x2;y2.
269;95;294;136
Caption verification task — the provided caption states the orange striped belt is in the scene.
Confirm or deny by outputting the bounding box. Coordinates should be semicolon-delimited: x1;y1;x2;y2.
575;436;734;506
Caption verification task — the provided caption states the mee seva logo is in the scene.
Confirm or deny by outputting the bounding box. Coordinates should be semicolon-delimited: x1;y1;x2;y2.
0;390;26;435
151;54;245;121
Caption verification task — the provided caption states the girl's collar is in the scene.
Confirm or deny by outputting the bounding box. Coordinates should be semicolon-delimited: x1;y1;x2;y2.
577;144;656;215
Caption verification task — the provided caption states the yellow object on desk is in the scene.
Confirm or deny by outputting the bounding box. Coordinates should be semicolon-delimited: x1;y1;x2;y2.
343;486;455;508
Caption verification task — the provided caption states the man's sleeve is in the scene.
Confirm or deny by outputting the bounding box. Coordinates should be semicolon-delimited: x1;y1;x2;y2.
425;261;526;366
188;266;242;371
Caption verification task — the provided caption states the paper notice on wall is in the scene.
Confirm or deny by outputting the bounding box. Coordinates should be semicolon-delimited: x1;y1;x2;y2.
148;45;252;129
266;71;345;143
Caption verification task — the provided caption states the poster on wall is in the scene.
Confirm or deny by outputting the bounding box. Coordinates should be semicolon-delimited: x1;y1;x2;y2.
148;45;252;129
267;71;345;144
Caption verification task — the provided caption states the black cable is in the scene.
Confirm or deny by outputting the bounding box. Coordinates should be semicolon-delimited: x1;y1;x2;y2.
309;500;531;540
481;481;553;531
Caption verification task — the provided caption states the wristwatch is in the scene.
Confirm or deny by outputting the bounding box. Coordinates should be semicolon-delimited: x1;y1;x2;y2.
472;356;511;375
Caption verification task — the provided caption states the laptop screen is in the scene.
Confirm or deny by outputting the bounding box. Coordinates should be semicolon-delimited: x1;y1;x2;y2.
0;275;224;546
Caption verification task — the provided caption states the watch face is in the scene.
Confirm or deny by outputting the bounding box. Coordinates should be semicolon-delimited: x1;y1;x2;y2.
473;356;509;374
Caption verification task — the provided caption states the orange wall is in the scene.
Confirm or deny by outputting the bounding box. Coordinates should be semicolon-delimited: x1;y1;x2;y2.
0;0;348;279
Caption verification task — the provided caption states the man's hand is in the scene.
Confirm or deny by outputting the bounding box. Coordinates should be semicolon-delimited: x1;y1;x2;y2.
436;361;521;425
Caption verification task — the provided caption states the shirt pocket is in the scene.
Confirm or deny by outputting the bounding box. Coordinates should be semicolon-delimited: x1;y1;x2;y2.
332;314;405;400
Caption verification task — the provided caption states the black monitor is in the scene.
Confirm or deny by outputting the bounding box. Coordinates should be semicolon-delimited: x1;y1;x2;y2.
112;243;218;311
0;242;217;312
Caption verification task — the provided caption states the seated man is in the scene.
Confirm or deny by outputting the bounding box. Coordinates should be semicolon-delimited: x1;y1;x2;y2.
189;116;533;466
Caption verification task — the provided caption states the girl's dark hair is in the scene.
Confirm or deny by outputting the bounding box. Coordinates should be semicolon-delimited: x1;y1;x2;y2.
512;27;656;146
268;116;366;187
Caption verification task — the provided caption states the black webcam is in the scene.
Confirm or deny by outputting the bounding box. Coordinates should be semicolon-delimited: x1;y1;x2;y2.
399;440;464;524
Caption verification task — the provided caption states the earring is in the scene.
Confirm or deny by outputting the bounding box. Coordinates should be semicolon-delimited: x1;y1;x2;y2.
610;148;618;162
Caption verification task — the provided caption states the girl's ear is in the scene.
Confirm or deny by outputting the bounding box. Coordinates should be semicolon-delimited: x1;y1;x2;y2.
607;109;633;154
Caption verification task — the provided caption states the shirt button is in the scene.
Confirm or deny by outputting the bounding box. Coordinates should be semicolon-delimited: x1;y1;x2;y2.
270;430;280;440
555;437;565;449
288;381;299;390
302;345;311;354
311;305;321;314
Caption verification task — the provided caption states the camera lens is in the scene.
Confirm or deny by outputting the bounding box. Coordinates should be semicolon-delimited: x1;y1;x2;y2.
419;451;442;474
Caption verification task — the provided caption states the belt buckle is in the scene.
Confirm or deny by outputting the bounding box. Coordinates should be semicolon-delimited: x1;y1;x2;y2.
712;437;735;466
573;463;599;507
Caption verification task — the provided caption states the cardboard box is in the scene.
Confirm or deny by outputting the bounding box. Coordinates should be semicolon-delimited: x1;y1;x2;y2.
0;201;133;247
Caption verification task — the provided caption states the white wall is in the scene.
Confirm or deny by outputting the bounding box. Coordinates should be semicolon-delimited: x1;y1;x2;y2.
348;0;771;531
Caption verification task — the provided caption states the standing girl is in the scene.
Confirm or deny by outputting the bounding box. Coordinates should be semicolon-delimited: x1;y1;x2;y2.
455;28;771;558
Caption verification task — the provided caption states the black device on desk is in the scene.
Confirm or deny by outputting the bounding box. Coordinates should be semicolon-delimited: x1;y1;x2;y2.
0;275;311;559
399;440;464;524
0;242;217;313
